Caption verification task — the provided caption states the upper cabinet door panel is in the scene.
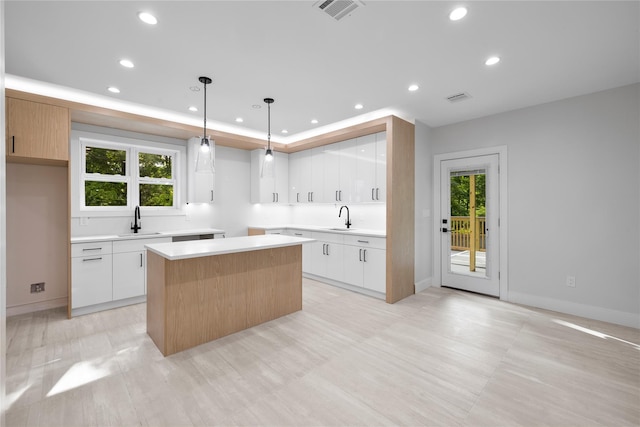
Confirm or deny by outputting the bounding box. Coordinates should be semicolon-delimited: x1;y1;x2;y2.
6;97;69;162
355;133;377;203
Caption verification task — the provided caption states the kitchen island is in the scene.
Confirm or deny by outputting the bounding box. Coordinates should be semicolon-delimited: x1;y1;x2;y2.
145;234;313;356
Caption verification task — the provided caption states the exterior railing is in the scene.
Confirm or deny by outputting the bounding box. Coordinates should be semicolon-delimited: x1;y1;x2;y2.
451;216;486;251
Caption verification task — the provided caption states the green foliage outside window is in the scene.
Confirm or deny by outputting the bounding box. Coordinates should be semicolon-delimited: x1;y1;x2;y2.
140;184;173;207
139;152;172;179
450;174;486;217
85;147;126;175
85;181;127;206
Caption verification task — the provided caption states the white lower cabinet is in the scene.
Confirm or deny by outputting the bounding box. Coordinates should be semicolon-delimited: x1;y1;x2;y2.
336;235;387;294
72;236;170;313
112;251;145;300
72;253;113;308
310;232;344;282
289;230;312;272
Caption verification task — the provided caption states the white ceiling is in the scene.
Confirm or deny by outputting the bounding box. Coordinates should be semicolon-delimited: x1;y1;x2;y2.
5;1;640;143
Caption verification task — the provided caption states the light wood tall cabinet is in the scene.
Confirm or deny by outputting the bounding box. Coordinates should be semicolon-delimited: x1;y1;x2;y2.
6;97;70;164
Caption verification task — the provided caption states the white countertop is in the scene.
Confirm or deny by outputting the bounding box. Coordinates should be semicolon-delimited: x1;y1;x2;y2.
71;228;226;244
249;224;386;238
146;234;314;261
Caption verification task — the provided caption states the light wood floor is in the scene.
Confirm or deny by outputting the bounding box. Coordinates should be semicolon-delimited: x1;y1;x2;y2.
5;279;640;426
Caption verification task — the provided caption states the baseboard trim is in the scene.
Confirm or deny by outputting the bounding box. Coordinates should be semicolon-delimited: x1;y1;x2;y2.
508;291;640;329
7;297;68;317
415;277;432;293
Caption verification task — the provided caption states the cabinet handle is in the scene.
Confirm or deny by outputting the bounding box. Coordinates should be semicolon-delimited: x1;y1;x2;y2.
297;193;300;203
339;190;342;201
376;188;379;200
140;253;143;267
82;247;102;251
308;192;310;202
211;190;214;201
335;190;338;201
326;243;329;255
357;240;369;244
311;192;314;202
295;233;303;236
12;136;15;153
82;257;102;262
322;243;326;255
363;249;367;262
372;188;375;200
276;193;279;202
359;248;362;262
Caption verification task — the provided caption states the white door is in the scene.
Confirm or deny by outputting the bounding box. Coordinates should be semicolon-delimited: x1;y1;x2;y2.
440;154;500;296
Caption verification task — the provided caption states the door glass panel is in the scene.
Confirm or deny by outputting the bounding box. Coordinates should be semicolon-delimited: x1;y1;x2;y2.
449;169;487;278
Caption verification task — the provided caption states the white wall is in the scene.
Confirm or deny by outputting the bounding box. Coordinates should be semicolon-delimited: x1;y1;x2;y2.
429;83;640;327
414;120;433;291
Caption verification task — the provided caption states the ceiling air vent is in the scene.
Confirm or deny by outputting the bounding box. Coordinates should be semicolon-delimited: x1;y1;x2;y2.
446;92;471;103
314;0;364;21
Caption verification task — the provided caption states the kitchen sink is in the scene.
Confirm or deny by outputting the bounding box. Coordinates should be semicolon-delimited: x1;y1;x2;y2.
327;228;357;232
117;232;162;237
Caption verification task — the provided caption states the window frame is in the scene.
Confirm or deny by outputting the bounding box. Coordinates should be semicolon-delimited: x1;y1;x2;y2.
77;135;181;214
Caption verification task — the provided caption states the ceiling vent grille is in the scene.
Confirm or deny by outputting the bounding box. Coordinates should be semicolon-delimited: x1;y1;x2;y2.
446;92;471;102
314;0;364;21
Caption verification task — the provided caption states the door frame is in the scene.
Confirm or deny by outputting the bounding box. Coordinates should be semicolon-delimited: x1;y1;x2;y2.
433;146;508;300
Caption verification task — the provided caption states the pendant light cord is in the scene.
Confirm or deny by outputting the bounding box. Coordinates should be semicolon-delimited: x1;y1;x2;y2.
267;101;271;150
203;81;207;139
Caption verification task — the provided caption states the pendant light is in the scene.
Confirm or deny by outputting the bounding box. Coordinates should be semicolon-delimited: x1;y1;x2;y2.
195;76;215;174
260;97;275;178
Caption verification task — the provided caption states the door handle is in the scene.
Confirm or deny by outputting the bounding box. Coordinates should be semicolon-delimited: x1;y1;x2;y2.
442;228;449;233
12;136;15;153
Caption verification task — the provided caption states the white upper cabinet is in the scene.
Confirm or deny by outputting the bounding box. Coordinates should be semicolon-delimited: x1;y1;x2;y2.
251;149;289;203
187;137;216;204
287;131;386;204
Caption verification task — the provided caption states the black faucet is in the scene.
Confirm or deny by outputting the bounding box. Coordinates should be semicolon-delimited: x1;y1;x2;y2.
339;205;351;229
131;205;141;233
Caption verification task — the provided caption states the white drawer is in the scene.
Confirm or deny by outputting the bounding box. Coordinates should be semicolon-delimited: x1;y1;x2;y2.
288;229;312;238
113;237;171;253
343;235;386;249
265;229;285;235
311;231;344;244
71;241;112;258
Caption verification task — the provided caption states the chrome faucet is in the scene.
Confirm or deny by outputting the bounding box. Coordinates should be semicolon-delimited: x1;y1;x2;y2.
131;205;141;233
339;205;351;229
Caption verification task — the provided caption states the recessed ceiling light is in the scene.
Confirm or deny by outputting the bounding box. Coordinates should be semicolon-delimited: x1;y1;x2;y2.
188;106;198;112
252;104;261;109
138;12;157;25
107;86;120;94
449;7;467;21
311;119;318;124
485;56;501;66
354;103;363;110
281;129;289;134
408;84;419;92
235;117;244;123
189;86;200;92
119;59;134;68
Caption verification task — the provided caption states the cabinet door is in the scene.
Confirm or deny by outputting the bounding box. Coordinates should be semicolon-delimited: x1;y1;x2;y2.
310;147;324;203
324;242;344;283
6;97;69;162
274;151;289;203
375;132;387;202
113;251;145;300
72;254;113;308
323;143;341;203
342;245;364;287
187;137;215;203
297;150;313;203
363;248;386;293
250;149;275;203
309;241;327;276
355;134;377;203
289;151;302;203
339;139;357;203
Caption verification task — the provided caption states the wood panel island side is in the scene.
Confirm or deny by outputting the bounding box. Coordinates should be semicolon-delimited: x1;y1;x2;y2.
145;235;314;356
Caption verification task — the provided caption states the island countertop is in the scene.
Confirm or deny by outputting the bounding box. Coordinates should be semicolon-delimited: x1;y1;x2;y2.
145;234;314;261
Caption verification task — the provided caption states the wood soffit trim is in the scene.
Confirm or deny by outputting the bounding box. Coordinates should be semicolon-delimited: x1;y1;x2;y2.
6;90;405;152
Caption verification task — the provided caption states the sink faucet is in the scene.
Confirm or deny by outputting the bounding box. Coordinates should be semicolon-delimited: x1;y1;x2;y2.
131;205;141;233
339;205;351;229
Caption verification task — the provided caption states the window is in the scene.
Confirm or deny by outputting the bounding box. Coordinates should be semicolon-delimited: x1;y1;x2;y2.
80;138;178;210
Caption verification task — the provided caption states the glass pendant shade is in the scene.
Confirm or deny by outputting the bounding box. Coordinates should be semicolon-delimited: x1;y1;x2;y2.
260;147;275;178
195;136;215;173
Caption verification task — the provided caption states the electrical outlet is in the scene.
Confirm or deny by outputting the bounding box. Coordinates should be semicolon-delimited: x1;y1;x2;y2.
566;276;576;288
30;282;45;293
